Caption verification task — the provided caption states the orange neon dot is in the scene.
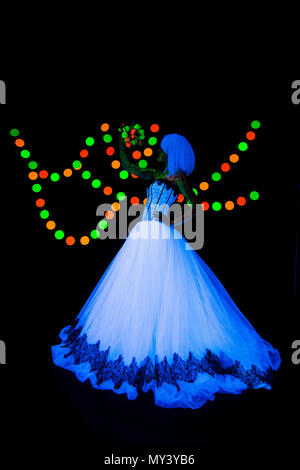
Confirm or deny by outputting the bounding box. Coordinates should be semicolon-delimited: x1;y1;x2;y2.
150;124;160;133
66;236;76;246
28;171;38;180
177;194;184;203
200;182;209;191
144;148;153;157
39;170;49;179
15;139;25;147
229;154;239;163
101;123;110;132
132;150;142;160
237;197;247;206
111;202;120;212
106;147;115;156
36;198;45;208
221;163;231;173
111;160;121;169
225;201;235;211
103;186;113;196
130;197;140;205
131;174;139;178
64;169;73;177
201;201;210;211
143;198;148;205
80;236;90;245
80;149;89;158
246;131;256;141
105;210;115;220
46;220;56;230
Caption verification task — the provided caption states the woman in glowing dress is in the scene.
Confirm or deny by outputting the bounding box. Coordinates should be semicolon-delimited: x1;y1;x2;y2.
52;130;281;409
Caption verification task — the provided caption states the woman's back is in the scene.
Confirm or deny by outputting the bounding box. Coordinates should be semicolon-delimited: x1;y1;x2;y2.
141;179;180;221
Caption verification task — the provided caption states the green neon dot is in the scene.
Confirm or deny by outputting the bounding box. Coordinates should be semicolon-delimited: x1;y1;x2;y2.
40;210;49;219
51;173;60;182
21;150;30;159
82;171;91;180
98;220;108;230
120;170;129;180
192;188;198;196
116;192;126;201
55;230;65;240
86;137;95;146
73;160;81;169
148;137;157;146
103;134;112;143
91;229;100;239
238;142;248;152
251;120;261;129
92;179;101;188
250;191;260;201
10;129;20;137
212;172;222;182
28;161;38;169
212;202;222;211
32;184;42;193
139;159;148;168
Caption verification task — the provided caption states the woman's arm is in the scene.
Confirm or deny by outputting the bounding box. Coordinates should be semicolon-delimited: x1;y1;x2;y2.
176;175;198;210
171;175;198;225
119;135;167;181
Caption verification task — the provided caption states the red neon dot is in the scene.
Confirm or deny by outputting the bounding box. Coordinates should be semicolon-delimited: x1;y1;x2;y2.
177;194;184;203
36;198;45;208
39;170;49;179
131;174;139;179
106;147;115;156
103;186;113;196
15;139;25;147
246;131;256;141
105;210;115;220
150;124;160;133
132;150;141;160
221;163;231;173
80;149;89;158
237;197;247;206
201;201;210;211
66;236;76;246
130;197;140;205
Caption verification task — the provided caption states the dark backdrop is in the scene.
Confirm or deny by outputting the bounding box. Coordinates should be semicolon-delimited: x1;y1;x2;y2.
0;78;298;460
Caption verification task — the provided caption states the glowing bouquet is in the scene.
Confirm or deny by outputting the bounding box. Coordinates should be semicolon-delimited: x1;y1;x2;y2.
119;123;145;148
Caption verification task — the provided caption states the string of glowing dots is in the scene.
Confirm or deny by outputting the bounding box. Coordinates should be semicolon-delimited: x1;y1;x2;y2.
12;120;260;247
11;123;162;246
194;120;261;212
11;127;113;245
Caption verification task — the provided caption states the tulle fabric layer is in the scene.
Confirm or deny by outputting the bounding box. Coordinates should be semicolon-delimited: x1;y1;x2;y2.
52;220;281;409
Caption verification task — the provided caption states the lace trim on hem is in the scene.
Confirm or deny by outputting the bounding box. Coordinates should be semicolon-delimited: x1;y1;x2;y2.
57;319;276;391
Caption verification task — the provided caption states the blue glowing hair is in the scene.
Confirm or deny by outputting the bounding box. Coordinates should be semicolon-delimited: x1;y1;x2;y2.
160;134;196;177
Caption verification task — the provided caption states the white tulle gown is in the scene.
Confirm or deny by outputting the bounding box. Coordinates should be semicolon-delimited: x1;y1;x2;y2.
52;179;281;409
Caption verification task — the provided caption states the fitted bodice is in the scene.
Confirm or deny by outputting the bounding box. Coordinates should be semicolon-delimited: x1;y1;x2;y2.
141;179;180;221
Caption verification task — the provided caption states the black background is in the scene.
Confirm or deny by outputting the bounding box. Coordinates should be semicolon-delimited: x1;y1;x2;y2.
0;78;299;463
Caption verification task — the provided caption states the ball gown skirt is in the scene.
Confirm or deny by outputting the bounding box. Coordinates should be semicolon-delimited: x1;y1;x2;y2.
52;219;281;409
